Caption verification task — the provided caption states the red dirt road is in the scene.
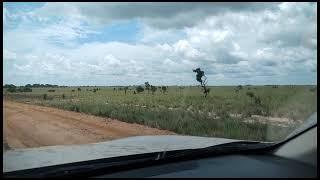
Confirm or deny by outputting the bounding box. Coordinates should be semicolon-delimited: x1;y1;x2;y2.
3;101;175;150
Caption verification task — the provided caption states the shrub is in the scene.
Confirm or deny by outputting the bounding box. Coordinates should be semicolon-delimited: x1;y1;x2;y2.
43;94;47;100
6;85;17;93
309;87;316;92
151;85;157;95
3;84;16;89
246;91;255;98
161;86;167;94
7;88;16;93
77;88;81;91
48;89;55;92
62;94;65;99
136;86;144;93
23;87;32;92
254;96;261;105
74;106;79;112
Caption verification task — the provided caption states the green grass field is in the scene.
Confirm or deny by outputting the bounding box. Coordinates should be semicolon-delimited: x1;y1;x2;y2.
3;85;317;142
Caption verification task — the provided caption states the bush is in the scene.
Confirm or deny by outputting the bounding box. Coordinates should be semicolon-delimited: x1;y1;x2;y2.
5;84;17;93
136;86;144;93
3;84;16;89
151;85;157;95
48;89;55;92
309;88;316;92
246;91;255;98
74;106;79;112
62;94;65;99
43;94;47;100
161;86;167;94
23;87;32;92
254;96;261;105
78;88;81;91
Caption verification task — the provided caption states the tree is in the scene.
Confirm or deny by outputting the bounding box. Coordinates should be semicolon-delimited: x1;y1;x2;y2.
7;86;17;93
22;87;32;92
192;68;210;97
136;86;144;93
4;84;16;93
145;82;150;94
246;91;255;98
124;86;129;95
151;85;157;95
161;86;167;94
193;68;205;86
25;84;32;88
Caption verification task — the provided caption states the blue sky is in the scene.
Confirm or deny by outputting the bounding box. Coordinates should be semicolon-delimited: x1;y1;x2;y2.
3;2;317;86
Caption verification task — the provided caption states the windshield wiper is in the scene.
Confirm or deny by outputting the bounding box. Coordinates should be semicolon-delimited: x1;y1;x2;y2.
4;141;274;178
161;141;274;160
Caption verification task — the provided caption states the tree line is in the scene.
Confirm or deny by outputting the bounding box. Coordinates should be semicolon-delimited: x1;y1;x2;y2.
4;66;205;95
3;84;32;92
116;83;168;95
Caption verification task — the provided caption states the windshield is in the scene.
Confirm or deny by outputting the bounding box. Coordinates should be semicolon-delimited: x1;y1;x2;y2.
3;2;317;155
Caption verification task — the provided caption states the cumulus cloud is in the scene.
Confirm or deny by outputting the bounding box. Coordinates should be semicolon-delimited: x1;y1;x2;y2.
3;2;317;85
4;49;17;60
28;2;282;29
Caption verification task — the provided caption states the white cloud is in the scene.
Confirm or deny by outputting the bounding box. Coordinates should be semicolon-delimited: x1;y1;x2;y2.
4;49;17;60
3;2;317;85
104;54;121;66
3;7;7;24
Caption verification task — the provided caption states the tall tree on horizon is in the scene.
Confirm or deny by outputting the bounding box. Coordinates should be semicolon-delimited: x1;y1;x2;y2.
193;68;210;97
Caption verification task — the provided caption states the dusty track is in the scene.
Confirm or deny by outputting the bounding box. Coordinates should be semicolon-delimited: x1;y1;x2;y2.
3;101;175;150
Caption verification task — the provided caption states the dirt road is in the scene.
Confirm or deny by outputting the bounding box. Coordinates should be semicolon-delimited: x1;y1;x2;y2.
3;101;175;150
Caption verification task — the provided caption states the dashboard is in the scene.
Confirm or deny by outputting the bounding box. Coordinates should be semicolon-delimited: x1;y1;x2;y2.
96;153;317;178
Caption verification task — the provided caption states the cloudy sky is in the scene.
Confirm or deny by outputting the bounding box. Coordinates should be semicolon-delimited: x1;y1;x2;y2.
3;2;317;86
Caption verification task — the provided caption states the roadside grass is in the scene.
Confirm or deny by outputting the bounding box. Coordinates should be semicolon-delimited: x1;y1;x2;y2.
3;85;316;142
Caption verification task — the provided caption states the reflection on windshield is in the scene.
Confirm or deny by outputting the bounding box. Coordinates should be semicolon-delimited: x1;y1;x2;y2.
285;112;317;140
3;2;317;153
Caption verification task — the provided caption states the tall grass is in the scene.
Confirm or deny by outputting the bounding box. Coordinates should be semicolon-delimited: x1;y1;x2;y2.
3;85;316;142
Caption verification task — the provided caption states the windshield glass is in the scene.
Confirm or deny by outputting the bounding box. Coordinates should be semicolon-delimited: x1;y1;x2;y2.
3;2;317;154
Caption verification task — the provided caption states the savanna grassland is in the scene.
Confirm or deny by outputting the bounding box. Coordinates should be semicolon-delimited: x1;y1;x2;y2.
3;85;317;142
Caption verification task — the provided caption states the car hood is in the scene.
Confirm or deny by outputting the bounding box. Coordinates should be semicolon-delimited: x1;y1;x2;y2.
3;135;242;172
